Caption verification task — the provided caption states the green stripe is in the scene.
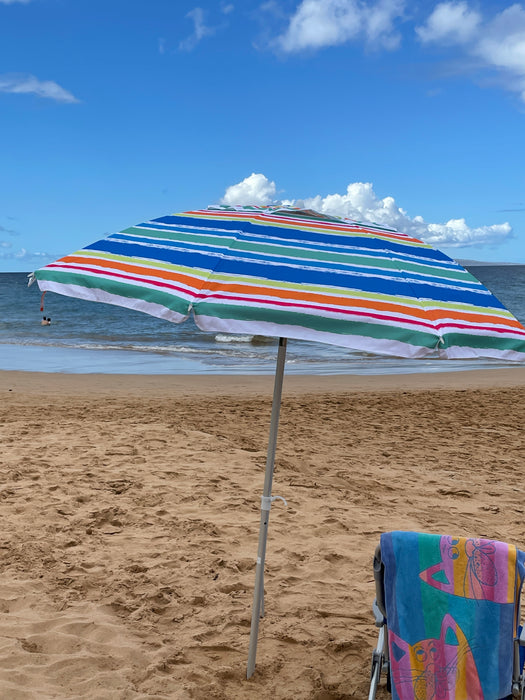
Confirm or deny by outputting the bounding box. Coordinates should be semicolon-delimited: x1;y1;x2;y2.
37;267;438;348
194;300;440;349
38;269;525;353
189;212;431;247
65;248;211;281
45;252;514;320
126;226;467;280
36;269;192;316
418;535;443;634
42;250;513;323
122;226;238;245
441;331;525;352
267;208;346;224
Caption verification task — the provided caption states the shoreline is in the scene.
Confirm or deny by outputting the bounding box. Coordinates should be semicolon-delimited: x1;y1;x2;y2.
3;366;525;397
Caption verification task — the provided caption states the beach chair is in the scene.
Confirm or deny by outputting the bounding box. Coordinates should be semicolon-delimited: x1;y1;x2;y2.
368;531;525;700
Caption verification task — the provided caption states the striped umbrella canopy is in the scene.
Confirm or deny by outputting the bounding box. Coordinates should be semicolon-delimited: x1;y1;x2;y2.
31;204;525;678
33;204;525;361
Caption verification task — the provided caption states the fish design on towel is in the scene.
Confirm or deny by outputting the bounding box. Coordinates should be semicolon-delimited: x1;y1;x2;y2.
389;613;483;700
419;536;515;603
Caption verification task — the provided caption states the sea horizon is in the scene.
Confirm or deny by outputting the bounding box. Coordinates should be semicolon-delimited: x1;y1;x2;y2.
2;266;525;376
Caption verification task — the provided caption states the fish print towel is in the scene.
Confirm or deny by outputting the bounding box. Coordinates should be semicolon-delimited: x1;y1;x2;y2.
380;531;525;700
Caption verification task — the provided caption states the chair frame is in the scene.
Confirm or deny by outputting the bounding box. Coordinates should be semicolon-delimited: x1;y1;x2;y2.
369;544;389;700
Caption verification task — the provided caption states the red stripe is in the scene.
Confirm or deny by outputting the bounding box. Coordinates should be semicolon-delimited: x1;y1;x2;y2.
198;291;440;331
47;263;199;298
190;209;416;242
204;292;525;336
434;321;525;336
49;262;436;329
48;263;525;337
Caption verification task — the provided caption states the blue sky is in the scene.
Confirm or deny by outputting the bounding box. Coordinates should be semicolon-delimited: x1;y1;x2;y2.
1;0;525;272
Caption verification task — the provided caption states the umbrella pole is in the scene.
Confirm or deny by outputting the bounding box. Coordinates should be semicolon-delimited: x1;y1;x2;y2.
246;337;287;679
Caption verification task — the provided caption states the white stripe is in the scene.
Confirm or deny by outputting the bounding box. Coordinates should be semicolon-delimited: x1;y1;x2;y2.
37;280;190;324
94;240;489;294
193;314;436;359
440;345;525;361
48;261;204;298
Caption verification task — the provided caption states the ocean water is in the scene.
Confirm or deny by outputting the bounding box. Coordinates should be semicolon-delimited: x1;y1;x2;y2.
1;267;525;375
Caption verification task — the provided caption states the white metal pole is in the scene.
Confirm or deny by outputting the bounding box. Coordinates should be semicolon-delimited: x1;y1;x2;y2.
246;337;287;679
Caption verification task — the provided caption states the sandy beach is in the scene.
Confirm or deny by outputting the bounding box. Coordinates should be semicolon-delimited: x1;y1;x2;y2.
2;367;525;699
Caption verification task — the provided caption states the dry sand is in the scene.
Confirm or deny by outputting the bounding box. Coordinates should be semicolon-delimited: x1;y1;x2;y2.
1;368;525;699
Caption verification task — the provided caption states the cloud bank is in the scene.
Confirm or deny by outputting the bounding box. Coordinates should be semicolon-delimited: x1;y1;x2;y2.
0;74;79;103
276;0;405;52
270;1;525;102
417;2;525;102
0;246;52;263
221;173;512;249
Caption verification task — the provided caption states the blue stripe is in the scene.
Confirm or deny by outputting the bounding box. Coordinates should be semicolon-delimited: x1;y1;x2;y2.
137;223;464;274
86;239;504;309
151;215;453;264
135;222;238;239
107;234;486;293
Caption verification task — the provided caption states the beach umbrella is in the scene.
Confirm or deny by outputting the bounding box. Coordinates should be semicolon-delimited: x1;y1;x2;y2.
30;204;525;678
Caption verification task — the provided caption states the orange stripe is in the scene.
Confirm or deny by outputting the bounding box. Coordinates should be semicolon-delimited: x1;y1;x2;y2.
185;209;424;245
203;279;524;328
61;255;203;293
61;254;523;329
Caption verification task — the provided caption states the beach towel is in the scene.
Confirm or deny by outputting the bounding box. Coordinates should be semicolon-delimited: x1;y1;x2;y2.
380;531;525;700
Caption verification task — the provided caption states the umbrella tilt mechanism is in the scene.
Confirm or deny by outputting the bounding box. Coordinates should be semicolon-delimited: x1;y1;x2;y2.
257;494;288;620
251;494;288;640
260;495;288;511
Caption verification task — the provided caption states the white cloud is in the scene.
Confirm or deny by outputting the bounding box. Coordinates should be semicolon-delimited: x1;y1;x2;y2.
220;174;512;249
0;74;79;103
422;218;511;248
416;1;480;44
0;246;52;262
276;0;405;53
221;173;277;206
475;5;525;98
269;1;525;102
179;7;216;51
0;0;31;4
417;2;525;101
